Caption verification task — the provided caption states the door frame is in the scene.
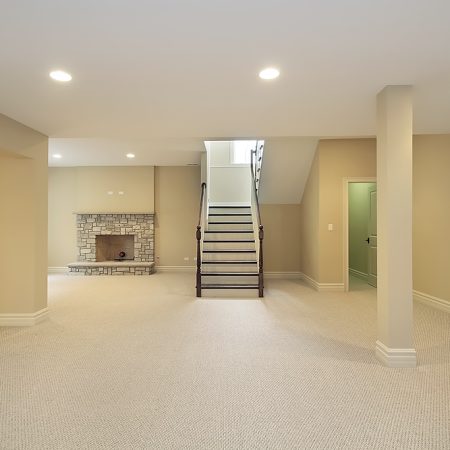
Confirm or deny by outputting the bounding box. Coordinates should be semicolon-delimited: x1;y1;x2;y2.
342;177;377;292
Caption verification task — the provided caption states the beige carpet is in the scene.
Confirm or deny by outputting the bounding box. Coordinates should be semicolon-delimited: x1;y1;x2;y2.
1;273;449;449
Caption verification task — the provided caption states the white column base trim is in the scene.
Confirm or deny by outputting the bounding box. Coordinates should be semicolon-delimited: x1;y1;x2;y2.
375;340;417;368
0;308;49;326
349;268;368;282
155;265;196;273
264;272;303;279
300;273;345;292
48;267;69;274
413;290;450;313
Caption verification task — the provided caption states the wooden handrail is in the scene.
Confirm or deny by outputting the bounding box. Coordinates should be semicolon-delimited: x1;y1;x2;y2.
197;182;206;227
196;182;206;297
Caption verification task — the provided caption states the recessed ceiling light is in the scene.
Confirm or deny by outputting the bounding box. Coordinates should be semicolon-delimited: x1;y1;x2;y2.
126;153;135;159
52;154;62;159
49;70;72;82
259;67;280;80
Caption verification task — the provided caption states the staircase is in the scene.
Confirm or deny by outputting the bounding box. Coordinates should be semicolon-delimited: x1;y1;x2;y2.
201;206;260;294
196;140;264;298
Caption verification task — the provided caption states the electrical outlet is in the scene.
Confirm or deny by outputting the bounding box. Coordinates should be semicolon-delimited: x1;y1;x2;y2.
328;223;334;231
183;257;189;261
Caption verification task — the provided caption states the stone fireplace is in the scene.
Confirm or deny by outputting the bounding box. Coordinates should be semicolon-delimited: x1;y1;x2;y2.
68;213;155;275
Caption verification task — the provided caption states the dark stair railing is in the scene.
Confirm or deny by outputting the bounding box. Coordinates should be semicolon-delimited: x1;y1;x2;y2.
251;142;264;297
196;182;207;297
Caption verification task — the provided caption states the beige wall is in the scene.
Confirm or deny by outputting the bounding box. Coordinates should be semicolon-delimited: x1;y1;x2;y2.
48;166;155;267
75;166;154;213
260;204;301;273
413;135;450;301
154;166;200;267
299;149;320;281
48;168;77;266
49;165;200;268
318;139;377;283
0;114;48;314
299;139;377;283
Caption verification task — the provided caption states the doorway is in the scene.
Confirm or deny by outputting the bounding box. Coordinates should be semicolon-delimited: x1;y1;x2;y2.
343;178;377;292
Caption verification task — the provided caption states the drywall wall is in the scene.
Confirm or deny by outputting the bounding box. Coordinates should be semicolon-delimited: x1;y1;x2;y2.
48;166;155;267
299;139;377;284
348;182;376;276
0;114;48;315
75;166;154;213
413;135;450;302
260;204;301;273
299;149;320;281
48;168;77;267
259;137;318;204
154;166;201;267
318;139;377;283
208;141;251;204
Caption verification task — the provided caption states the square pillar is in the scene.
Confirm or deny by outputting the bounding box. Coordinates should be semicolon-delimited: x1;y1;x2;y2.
376;86;416;367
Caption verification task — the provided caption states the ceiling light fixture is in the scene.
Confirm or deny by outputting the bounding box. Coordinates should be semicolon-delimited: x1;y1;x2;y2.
49;70;72;82
52;154;62;159
126;153;135;159
259;67;280;80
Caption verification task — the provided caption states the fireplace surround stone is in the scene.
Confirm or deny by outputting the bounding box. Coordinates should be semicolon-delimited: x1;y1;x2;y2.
69;213;155;275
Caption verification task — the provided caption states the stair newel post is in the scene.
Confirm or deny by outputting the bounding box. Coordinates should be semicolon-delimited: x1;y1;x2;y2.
258;224;264;297
196;225;202;297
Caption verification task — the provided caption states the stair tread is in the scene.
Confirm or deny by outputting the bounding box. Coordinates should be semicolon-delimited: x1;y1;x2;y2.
205;230;253;233
201;272;259;276
202;260;257;264
203;249;256;253
209;221;253;224
204;240;255;243
209;213;252;216
202;284;259;289
209;206;250;209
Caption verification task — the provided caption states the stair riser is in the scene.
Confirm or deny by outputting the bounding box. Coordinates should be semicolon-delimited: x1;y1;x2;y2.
202;253;256;261
203;242;255;250
201;264;258;272
205;232;254;240
209;208;251;215
207;223;253;231
201;275;259;284
208;215;252;222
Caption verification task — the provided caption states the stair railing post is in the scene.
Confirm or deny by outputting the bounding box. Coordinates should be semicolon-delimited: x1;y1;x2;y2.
196;225;202;297
258;225;264;297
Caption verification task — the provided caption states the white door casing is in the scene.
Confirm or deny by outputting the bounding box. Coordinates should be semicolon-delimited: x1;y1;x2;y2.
367;185;377;287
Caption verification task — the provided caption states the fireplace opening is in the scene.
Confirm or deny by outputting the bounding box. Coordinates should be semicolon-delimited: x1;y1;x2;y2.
96;235;135;262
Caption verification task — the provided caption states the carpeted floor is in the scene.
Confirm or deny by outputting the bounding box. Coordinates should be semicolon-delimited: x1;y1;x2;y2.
1;273;449;449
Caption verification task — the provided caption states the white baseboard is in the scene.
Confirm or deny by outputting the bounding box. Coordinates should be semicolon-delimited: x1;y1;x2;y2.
349;268;368;281
155;266;196;273
300;273;345;292
48;267;69;274
0;308;48;326
413;290;450;313
375;340;417;368
264;272;303;279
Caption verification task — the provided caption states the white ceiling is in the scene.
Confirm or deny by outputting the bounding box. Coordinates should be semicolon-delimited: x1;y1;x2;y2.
2;1;450;166
48;138;203;166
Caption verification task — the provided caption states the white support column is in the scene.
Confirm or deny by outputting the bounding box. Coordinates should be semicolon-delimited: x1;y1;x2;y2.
376;86;417;367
